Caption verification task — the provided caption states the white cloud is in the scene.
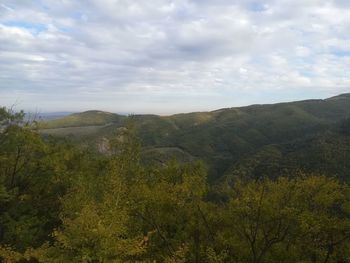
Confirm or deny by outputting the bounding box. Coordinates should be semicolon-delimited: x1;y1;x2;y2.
0;0;349;113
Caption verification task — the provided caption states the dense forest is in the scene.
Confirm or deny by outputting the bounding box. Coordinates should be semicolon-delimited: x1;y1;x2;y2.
1;95;350;262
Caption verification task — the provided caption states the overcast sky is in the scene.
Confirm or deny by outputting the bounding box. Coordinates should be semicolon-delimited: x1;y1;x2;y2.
0;0;350;114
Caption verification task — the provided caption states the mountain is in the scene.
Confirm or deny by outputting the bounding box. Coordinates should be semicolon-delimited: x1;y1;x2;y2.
40;93;350;181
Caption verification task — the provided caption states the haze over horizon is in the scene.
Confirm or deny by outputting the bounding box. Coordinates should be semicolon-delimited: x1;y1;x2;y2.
1;0;350;114
28;92;350;117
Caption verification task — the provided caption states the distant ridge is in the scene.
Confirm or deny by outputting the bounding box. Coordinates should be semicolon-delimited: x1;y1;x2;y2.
40;92;350;181
326;92;350;101
41;93;350;129
40;110;125;129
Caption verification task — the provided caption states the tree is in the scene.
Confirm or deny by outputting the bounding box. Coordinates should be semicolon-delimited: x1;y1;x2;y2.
216;175;350;263
42;124;146;263
0;108;83;260
130;160;210;262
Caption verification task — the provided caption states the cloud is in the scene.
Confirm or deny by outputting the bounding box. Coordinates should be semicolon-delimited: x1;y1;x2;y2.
0;0;349;113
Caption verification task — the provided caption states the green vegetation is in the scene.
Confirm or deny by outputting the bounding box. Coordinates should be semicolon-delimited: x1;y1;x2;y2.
41;125;110;138
1;94;350;262
40;110;125;129
41;93;350;181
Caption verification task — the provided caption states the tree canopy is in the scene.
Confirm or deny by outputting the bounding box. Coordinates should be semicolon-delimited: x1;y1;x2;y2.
1;108;350;262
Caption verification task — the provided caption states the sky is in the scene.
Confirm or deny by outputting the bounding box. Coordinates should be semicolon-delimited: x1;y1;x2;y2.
0;0;350;114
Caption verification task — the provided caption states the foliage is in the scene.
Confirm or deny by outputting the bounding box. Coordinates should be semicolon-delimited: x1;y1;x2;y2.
215;175;350;262
1;106;350;262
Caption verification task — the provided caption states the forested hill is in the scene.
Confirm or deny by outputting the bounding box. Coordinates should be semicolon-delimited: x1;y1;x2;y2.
40;93;350;181
2;97;350;262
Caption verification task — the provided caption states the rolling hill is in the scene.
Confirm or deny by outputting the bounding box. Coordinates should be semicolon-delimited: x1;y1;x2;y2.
40;93;350;181
40;110;125;128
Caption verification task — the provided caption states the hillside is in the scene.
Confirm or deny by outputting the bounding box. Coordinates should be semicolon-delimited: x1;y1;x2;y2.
40;93;350;181
3;103;350;262
40;110;126;129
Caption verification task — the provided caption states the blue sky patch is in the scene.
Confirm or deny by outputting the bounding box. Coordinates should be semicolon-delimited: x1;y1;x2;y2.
4;21;47;34
330;48;350;57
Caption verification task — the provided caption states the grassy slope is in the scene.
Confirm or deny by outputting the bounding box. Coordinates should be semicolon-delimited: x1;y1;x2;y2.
40;110;125;129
